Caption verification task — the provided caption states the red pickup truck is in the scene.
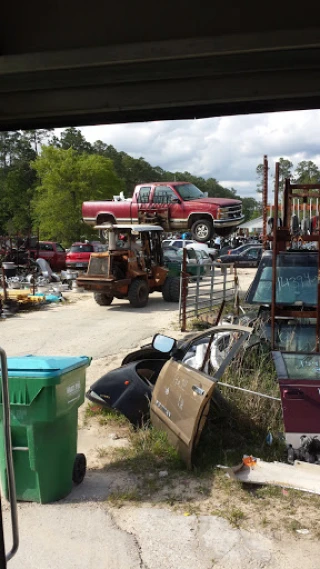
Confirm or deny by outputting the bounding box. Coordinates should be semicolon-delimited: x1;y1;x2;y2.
82;182;244;242
28;241;66;271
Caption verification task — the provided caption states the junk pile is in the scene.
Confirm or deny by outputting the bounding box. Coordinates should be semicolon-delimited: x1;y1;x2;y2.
0;259;78;317
85;168;320;492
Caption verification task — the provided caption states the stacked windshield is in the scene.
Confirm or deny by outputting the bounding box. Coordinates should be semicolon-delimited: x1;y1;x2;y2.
246;251;318;306
174;183;204;201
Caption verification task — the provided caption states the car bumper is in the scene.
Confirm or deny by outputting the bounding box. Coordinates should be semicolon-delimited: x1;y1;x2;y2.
213;215;245;228
66;262;89;270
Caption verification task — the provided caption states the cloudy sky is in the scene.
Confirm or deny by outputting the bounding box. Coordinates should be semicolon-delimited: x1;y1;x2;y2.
80;109;320;200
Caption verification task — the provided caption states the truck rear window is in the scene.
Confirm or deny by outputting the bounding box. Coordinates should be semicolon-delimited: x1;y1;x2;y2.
71;244;94;253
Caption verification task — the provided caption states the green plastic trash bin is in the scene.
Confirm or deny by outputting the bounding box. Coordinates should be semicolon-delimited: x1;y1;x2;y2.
0;355;91;504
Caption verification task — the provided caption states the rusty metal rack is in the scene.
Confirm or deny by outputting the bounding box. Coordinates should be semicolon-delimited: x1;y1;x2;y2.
270;164;320;350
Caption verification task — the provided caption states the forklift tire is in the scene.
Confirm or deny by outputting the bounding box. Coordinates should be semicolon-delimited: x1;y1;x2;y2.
128;278;149;308
162;278;172;302
94;292;114;306
72;453;86;484
169;277;180;302
162;277;180;302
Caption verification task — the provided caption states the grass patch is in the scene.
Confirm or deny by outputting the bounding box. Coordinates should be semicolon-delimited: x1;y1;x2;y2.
107;424;185;474
193;341;285;470
85;402;129;427
107;489;141;507
227;507;246;528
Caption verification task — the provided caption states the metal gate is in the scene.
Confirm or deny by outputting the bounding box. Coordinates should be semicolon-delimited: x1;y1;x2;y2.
179;251;238;330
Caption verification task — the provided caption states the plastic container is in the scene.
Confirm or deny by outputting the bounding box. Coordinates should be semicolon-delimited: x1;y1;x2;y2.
0;355;91;503
2;262;17;278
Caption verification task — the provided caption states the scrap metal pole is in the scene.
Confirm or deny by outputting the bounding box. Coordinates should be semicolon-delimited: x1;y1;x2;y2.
200;299;226;373
317;207;320;352
1;267;7;304
209;266;214;311
194;266;200;318
262;155;268;250
180;247;188;332
271;162;280;350
283;178;290;228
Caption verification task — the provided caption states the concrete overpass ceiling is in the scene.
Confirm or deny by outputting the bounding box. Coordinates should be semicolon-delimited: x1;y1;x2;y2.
1;2;320;129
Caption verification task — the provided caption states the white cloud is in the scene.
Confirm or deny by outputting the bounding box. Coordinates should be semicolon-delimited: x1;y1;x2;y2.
79;109;320;199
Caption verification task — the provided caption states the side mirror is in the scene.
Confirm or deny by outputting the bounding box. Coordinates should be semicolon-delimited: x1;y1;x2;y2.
203;191;208;197
171;198;181;204
152;334;176;353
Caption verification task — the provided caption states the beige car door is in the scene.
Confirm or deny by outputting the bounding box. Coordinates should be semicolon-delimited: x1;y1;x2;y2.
150;360;216;468
150;325;251;467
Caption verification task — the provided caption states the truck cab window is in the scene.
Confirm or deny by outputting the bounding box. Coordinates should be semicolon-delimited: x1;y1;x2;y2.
137;187;151;203
153;187;176;204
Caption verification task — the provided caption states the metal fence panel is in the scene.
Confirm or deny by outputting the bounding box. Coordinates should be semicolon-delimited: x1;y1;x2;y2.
179;261;237;330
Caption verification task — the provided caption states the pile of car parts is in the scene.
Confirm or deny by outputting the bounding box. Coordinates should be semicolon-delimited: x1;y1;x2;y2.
87;324;281;468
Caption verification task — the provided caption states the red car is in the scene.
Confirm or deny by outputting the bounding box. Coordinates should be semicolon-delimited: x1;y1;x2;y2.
66;241;105;270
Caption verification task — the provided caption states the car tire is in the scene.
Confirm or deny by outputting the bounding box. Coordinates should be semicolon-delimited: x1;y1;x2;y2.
191;219;213;242
94;292;114;306
128;278;149;308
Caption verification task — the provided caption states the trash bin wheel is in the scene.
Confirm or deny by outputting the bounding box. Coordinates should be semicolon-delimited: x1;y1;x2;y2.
72;453;87;484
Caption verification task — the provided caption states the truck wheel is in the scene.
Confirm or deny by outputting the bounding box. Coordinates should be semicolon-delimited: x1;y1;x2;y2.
162;278;172;301
72;453;86;484
94;292;114;306
128;278;149;308
191;219;213;242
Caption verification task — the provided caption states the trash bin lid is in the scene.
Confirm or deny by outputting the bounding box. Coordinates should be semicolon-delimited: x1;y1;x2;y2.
5;355;91;381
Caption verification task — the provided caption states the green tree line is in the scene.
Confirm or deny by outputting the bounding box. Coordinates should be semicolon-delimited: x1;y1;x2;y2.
256;158;320;194
0;127;261;246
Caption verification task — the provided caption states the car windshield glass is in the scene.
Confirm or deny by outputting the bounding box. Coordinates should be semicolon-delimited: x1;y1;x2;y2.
56;243;65;252
165;249;180;261
274;352;320;380
264;321;317;352
70;244;94;253
246;251;318;305
174;183;204;201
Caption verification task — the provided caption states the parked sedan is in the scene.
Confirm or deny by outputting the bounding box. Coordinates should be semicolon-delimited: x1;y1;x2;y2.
162;239;217;260
163;247;211;277
216;245;262;268
66;241;105;270
227;241;260;256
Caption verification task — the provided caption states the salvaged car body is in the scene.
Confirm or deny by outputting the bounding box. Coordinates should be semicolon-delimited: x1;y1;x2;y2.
87;324;253;466
216;245;262;268
247;249;320;462
272;351;320;463
82;182;245;242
